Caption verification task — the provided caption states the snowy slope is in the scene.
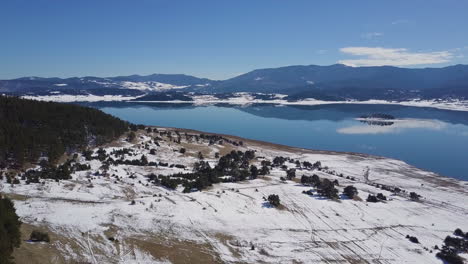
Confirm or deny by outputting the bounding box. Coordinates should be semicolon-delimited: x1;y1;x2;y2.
2;128;467;263
119;81;189;92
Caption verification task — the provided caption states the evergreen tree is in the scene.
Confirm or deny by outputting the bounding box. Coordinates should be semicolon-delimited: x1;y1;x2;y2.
286;169;296;180
250;165;258;179
343;185;358;199
0;196;22;264
268;194;281;207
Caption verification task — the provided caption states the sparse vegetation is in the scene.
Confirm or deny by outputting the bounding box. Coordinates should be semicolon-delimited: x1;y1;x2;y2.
29;230;50;242
149;150;256;191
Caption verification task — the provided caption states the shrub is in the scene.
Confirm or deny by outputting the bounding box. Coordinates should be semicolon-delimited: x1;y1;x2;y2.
250;165;258;179
376;193;387;201
366;195;378;203
317;179;339;199
454;228;464;237
409;192;420;201
29;230;50;242
286;169;296;180
128;131;136;142
268;194;280;207
436;247;464;264
406;235;419;244
444;236;468;251
259;165;270;176
343;185;358;199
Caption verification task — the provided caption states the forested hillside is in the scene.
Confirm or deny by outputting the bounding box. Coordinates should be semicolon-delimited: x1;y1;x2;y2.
0;96;129;168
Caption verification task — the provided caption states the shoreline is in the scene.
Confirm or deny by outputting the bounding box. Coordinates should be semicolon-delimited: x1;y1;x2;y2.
153;125;467;184
132;98;468;112
21;94;468;112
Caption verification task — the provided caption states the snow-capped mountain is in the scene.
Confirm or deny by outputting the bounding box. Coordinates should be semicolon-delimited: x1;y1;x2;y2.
0;74;215;97
2;64;468;101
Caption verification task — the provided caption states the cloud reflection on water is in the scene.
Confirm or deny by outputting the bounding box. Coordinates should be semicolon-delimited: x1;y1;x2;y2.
337;119;447;134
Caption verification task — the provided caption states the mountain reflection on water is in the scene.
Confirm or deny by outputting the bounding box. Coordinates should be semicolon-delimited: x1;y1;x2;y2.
80;102;468;180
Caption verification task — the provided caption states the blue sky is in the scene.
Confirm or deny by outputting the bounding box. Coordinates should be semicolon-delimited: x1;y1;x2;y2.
1;0;467;80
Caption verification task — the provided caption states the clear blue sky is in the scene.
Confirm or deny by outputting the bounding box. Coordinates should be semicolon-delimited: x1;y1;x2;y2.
1;0;467;80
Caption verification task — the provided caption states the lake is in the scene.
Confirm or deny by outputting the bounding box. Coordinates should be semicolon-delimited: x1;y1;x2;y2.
84;102;468;181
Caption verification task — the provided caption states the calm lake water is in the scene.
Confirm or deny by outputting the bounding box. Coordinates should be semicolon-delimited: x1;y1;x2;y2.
85;102;468;181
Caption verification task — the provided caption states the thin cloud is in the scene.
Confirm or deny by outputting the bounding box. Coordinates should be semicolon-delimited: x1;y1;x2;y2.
316;49;327;54
391;19;409;25
361;32;383;39
338;47;453;67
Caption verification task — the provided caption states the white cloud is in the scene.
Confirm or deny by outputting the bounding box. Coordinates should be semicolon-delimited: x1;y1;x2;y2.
361;32;383;39
338;47;453;67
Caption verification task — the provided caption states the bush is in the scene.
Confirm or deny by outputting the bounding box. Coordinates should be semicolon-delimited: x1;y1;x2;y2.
436;247;464;264
366;195;378;203
454;228;464;237
406;235;419;243
409;192;420;201
444;236;468;251
286;169;296;180
268;194;280;207
343;185;358;199
29;230;50;242
317;179;339;199
128;131;136;141
376;193;387;201
250;165;258;179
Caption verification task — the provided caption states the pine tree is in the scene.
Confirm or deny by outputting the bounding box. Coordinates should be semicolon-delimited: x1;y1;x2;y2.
0;196;22;264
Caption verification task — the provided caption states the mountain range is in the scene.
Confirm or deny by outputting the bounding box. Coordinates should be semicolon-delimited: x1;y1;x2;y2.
2;64;468;101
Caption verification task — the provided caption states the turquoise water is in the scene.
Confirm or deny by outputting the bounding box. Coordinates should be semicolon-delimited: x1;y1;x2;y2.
86;102;468;181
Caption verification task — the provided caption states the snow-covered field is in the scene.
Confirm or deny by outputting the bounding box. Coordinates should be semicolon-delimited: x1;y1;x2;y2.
119;81;189;92
22;94;144;102
2;128;467;263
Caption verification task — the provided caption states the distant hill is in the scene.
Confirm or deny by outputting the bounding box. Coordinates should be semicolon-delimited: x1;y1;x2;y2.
210;64;468;100
1;64;468;101
0;74;215;96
